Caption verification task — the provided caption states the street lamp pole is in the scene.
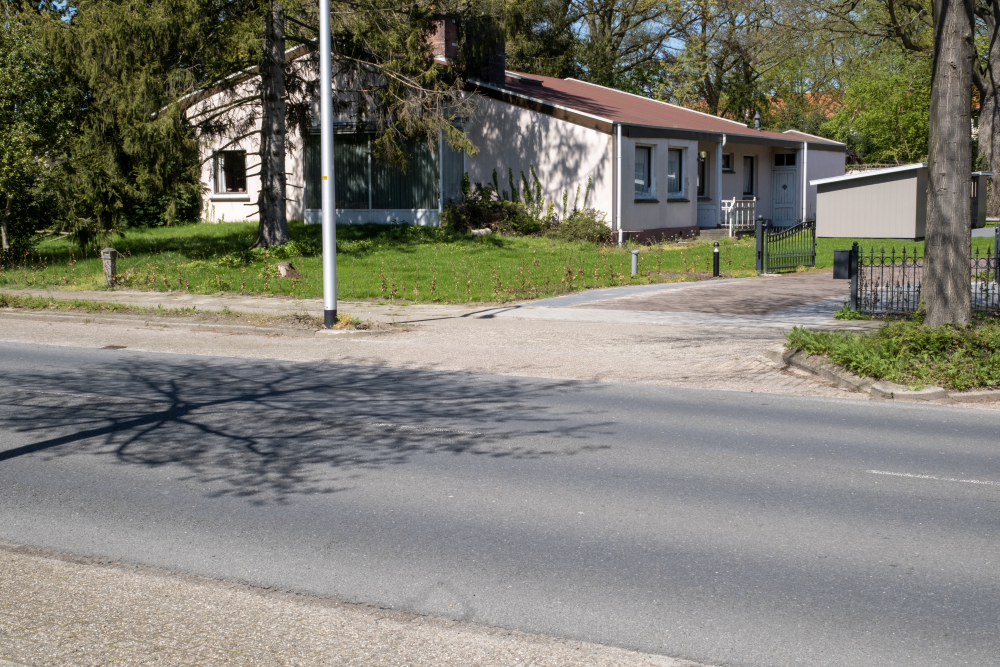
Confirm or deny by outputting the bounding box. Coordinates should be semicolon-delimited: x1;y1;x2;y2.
319;0;337;327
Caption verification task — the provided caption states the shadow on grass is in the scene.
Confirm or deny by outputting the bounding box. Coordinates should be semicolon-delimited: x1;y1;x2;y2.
0;354;613;504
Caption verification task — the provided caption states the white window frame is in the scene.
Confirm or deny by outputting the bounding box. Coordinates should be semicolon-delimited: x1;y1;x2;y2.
721;152;735;173
634;144;656;200
213;150;248;195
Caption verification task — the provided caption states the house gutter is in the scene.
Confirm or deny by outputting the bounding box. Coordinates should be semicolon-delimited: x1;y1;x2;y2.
617;123;623;246
438;129;444;218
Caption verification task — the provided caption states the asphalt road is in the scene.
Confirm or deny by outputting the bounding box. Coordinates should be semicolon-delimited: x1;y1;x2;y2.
0;342;997;667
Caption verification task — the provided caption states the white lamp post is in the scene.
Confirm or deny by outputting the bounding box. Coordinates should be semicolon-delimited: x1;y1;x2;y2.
319;0;337;327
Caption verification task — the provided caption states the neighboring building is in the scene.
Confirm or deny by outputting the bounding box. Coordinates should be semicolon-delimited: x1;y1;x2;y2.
199;36;847;239
811;164;991;240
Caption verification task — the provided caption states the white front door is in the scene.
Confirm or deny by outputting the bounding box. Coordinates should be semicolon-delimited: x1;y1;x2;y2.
772;169;797;226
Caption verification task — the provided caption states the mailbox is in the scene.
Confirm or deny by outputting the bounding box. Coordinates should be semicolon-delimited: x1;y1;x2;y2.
833;249;851;279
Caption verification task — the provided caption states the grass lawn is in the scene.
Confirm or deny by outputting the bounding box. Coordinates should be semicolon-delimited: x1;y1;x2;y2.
787;318;1000;391
2;221;995;303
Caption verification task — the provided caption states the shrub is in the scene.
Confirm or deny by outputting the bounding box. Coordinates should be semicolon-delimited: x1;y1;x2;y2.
547;208;610;244
786;318;1000;390
441;181;543;235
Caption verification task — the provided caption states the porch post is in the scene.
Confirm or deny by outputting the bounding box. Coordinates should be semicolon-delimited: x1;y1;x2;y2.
801;141;808;221
715;137;724;228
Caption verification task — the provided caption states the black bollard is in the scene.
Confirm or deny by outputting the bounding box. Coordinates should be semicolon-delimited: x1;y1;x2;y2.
713;242;720;277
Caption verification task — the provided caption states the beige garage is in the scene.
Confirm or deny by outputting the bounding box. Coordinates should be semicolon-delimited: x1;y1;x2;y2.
810;163;991;240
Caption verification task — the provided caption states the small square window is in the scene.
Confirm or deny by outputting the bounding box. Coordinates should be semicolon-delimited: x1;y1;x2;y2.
667;148;683;195
635;146;653;197
214;151;247;194
722;153;734;172
774;153;797;167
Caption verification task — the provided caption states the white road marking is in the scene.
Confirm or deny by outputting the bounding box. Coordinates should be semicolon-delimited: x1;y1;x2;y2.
867;470;1000;487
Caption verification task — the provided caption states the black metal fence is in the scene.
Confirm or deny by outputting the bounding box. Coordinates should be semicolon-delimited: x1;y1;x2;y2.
756;219;817;273
854;228;1000;316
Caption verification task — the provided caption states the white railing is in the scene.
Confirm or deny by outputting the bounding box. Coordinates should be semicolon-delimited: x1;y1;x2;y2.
723;197;756;236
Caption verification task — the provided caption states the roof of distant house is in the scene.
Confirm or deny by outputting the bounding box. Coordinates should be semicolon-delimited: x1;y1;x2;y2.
472;71;844;148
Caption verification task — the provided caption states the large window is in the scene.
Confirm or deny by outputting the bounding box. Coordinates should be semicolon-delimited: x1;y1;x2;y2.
634;146;652;198
304;132;439;210
697;151;707;198
213;151;247;194
667;148;683;196
743;155;755;196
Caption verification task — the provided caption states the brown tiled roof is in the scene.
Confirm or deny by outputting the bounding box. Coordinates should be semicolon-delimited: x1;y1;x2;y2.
499;72;843;146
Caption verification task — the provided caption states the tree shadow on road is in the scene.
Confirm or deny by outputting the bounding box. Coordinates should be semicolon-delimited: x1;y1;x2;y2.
0;356;614;503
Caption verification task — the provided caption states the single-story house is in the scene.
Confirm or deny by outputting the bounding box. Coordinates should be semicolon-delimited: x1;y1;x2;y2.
810;164;992;240
200;28;847;239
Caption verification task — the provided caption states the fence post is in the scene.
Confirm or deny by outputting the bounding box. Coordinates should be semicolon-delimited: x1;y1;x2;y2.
849;241;859;310
755;216;764;273
811;221;817;267
101;248;118;288
995;226;999;284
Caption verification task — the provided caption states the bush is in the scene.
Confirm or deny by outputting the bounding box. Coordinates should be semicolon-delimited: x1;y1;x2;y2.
786;318;1000;390
441;181;545;235
547;208;610;244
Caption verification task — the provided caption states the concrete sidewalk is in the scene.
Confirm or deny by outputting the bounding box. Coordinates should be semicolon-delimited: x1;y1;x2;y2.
2;271;867;331
0;544;708;667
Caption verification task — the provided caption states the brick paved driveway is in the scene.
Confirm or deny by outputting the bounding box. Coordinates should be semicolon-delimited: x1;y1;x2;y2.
573;271;848;315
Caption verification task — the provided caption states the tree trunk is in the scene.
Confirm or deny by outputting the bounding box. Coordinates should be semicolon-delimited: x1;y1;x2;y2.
2;195;10;251
981;14;1000;218
924;0;975;327
254;0;289;248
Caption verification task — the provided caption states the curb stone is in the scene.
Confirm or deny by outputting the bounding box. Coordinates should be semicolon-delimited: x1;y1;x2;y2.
0;309;377;339
870;381;948;401
949;388;1000;402
766;346;873;393
767;344;1000;402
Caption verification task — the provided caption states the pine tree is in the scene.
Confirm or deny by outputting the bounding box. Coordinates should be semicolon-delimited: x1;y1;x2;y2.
0;7;76;254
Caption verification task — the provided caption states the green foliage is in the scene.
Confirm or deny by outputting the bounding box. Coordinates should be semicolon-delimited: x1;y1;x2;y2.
441;181;543;236
822;51;931;164
786;318;1000;390
833;304;872;320
546;208;610;243
7;224;1000;304
0;11;78;259
39;0;206;250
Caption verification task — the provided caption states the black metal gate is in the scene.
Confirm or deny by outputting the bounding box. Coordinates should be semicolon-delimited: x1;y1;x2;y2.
756;219;816;273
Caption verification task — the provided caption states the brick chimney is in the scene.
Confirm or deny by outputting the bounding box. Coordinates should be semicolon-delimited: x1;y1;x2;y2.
430;15;506;87
464;16;506;87
430;16;458;63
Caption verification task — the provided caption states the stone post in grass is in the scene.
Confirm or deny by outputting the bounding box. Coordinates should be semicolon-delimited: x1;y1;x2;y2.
101;248;118;287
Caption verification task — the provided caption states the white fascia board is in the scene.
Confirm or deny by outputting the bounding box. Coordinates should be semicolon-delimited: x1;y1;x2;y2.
562;78;751;129
470;78;614;126
782;129;845;146
810;163;927;186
